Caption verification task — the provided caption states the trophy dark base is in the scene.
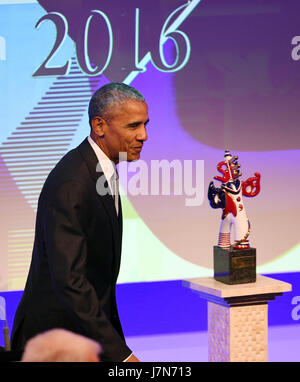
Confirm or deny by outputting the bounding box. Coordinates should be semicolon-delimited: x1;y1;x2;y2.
213;246;256;285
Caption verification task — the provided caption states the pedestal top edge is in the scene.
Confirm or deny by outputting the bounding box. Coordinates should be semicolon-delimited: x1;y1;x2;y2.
183;274;292;298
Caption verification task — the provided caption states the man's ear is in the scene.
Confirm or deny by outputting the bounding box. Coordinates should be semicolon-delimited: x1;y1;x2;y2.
91;116;106;137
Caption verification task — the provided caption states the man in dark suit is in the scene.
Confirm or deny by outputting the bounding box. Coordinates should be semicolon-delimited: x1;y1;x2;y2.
11;82;149;362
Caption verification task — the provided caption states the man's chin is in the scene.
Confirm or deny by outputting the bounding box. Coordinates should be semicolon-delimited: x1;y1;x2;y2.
118;151;141;162
128;156;140;162
128;152;141;162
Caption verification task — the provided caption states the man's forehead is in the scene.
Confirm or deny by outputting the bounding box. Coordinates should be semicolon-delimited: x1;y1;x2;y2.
108;99;148;119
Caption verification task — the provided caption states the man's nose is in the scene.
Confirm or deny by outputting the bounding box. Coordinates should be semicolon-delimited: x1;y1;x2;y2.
137;125;148;141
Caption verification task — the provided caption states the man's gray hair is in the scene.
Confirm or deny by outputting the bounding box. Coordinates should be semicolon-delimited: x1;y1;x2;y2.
88;82;145;125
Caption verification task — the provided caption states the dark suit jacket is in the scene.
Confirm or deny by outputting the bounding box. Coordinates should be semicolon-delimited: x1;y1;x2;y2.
11;138;132;361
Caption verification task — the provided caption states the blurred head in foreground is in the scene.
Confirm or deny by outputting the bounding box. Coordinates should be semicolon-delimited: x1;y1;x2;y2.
21;329;101;362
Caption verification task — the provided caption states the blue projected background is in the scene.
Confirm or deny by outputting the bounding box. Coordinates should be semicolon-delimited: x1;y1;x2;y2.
0;0;300;293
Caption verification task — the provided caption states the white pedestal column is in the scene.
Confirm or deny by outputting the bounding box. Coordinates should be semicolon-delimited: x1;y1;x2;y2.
183;275;291;362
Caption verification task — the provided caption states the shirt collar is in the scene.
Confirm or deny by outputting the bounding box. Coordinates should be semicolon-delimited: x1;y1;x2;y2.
87;135;116;181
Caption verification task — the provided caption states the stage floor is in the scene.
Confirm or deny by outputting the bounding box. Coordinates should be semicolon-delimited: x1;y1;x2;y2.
126;324;300;362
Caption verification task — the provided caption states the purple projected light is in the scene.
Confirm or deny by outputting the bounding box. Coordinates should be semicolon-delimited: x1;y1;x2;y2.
124;0;300;268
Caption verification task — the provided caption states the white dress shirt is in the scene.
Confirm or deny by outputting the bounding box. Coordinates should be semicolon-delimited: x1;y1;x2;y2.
87;136;119;215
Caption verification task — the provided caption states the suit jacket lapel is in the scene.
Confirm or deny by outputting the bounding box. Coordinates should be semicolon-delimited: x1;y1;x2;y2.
114;195;123;282
77;138;121;263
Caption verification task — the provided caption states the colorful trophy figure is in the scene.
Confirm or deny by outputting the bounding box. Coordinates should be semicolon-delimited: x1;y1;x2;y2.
208;150;261;284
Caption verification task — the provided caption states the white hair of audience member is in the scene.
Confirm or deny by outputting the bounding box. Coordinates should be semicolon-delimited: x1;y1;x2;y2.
21;329;102;362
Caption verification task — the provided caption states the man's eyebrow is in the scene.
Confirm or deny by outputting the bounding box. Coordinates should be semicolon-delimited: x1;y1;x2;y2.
127;119;150;126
